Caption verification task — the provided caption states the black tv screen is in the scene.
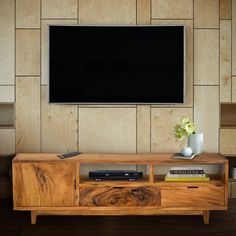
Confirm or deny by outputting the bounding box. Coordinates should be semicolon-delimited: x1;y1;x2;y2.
49;25;185;104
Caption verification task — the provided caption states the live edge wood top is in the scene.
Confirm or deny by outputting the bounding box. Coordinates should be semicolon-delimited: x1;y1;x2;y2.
13;153;227;164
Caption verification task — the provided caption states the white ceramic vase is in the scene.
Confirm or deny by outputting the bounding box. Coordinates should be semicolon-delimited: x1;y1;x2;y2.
187;133;203;155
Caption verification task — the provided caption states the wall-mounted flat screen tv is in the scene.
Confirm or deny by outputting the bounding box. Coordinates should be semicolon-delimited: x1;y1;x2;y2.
49;25;185;104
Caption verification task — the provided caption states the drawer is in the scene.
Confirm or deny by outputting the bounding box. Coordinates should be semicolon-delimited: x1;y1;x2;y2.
80;187;159;207
220;129;236;155
161;187;225;208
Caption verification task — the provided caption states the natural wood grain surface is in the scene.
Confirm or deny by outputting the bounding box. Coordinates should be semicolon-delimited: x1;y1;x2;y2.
75;163;80;206
16;0;40;28
13;153;227;164
220;20;232;102
31;211;37;224
42;0;78;19
14;205;227;211
0;0;14;85
16;30;40;75
12;153;228;224
220;0;232;19
194;30;219;85
194;0;219;28
203;210;210;224
13;163;75;207
79;187;158;207
161;187;225;207
79;0;136;24
151;0;193;19
36;209;204;215
16;77;40;152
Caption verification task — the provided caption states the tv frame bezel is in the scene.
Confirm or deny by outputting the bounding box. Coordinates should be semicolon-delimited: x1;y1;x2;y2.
48;25;186;105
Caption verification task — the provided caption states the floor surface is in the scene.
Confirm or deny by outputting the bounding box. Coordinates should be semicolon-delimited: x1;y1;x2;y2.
0;199;236;236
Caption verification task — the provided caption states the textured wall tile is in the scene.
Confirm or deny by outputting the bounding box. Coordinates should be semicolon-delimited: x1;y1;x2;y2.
16;30;40;76
194;0;219;28
151;108;193;152
79;0;136;24
152;0;193;19
42;0;77;19
16;77;40;152
79;108;136;152
220;20;232;102
41;86;78;153
16;0;40;28
220;0;232;19
0;0;14;85
137;105;150;153
194;86;219;152
220;129;236;155
0;86;14;103
137;0;151;24
194;30;219;85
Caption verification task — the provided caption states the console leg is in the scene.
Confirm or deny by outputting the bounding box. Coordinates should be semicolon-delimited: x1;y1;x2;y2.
203;210;210;224
31;211;37;224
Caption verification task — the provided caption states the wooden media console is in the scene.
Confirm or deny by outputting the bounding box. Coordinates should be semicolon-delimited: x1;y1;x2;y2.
12;153;228;224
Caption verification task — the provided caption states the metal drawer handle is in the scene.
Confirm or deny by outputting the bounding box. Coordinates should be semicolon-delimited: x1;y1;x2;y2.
187;186;199;188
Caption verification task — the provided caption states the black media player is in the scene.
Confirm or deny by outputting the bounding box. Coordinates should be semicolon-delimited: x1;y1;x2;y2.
89;170;143;181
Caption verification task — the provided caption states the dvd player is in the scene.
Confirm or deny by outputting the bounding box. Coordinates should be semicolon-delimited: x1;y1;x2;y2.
89;170;143;181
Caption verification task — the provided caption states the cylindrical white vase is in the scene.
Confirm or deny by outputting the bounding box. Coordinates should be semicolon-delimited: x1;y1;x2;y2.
187;133;203;155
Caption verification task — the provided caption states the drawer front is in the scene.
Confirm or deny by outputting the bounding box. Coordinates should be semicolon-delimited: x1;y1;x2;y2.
80;187;159;207
220;129;236;155
161;187;224;208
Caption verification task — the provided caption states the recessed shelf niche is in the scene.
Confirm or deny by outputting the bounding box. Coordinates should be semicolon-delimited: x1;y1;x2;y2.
220;103;236;128
0;104;14;128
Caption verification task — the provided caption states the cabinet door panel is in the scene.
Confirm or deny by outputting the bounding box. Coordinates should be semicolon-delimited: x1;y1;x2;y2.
13;163;75;207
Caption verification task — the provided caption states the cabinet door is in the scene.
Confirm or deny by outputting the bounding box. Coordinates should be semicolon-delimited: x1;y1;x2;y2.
13;163;75;207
